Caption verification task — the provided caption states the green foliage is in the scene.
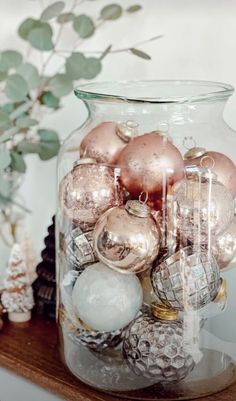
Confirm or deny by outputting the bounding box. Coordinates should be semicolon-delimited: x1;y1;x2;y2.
40;1;65;22
41;92;60;109
0;149;11;169
57;12;74;24
49;74;73;97
100;4;122;20
38;129;60;160
15;117;38;128
130;48;151;60
73;15;95;38
65;52;87;79
127;5;142;13
0;50;23;72
10;151;26;173
5;74;28;102
28;26;54;51
82;57;102;79
0;110;12;130
16;63;40;89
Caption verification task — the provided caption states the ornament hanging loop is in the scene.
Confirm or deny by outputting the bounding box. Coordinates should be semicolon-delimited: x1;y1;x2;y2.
200;155;215;170
183;136;196;150
139;191;149;204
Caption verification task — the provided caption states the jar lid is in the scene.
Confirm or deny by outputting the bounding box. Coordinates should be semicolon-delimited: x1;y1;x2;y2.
184;147;206;160
125;200;150;218
214;278;227;304
74;158;97;167
151;302;179;321
116;120;139;142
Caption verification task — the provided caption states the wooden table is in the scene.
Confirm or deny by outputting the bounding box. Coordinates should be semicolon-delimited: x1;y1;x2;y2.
0;317;235;401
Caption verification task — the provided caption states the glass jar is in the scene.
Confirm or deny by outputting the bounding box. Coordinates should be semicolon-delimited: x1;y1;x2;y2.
57;81;236;400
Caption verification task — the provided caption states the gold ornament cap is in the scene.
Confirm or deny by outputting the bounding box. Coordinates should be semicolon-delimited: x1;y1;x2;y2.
151;302;179;321
214;278;227;304
125;200;150;218
116;120;139;142
184;147;206;160
74;158;97;167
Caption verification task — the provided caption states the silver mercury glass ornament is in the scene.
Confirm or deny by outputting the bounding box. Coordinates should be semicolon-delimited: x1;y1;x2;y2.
123;303;195;381
93;199;161;274
151;245;221;311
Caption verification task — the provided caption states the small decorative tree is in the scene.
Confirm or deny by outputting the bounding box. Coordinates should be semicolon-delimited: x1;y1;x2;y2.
1;243;34;322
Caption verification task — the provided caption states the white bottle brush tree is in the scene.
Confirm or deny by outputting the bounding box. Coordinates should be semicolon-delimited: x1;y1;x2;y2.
1;243;34;322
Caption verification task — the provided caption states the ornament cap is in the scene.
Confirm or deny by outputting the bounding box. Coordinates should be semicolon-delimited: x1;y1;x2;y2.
184;147;206;160
214;278;227;304
125;200;150;218
116;120;139;142
151;302;179;321
73;158;97;167
79;317;96;332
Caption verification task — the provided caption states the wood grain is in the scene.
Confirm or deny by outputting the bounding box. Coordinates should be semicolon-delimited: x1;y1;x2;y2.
0;317;235;401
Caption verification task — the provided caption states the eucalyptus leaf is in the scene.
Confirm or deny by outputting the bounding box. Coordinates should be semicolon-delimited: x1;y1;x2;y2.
38;128;60;160
0;127;19;143
0;110;12;130
66;52;87;80
49;74;73;97
5;74;28;102
0;50;23;72
2;103;16;115
41;91;60;109
17;140;41;154
0;149;11;169
41;1;65;22
0;176;12;197
16;117;38;128
0;71;7;81
100;44;112;60
130;48;151;60
82;57;102;80
16;63;40;89
73;15;95;38
10;101;33;120
57;12;74;23
127;5;142;13
28;27;54;51
38;128;59;142
10;151;26;173
100;4;122;20
18;18;37;40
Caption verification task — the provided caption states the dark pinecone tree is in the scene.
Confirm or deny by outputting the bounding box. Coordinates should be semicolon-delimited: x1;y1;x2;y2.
33;216;56;319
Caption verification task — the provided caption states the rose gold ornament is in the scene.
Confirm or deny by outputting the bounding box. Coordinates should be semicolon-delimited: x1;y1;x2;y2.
80;121;138;164
184;150;236;197
117;132;185;198
212;216;236;270
59;158;123;229
93;200;160;274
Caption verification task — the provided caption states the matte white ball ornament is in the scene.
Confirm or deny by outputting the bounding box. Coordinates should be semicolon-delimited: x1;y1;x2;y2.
72;262;143;332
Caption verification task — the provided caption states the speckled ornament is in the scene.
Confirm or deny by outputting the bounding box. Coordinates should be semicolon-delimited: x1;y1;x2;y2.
117;132;184;198
59;159;123;228
93;200;160;274
212;216;236;270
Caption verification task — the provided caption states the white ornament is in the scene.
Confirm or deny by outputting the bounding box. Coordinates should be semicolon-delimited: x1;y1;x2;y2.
72;262;143;332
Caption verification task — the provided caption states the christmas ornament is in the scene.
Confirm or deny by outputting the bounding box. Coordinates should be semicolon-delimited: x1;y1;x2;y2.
123;303;195;381
59;158;123;228
184;149;236;197
117;132;184;198
151;246;221;311
93;200;160;274
66;225;98;273
174;169;234;244
212;216;236;270
69;324;123;353
72;262;143;332
2;243;34;322
33;217;56;320
80;120;138;164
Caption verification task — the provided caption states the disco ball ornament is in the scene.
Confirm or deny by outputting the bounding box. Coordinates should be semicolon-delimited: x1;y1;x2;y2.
59;158;123;228
93;200;160;274
66;226;98;273
72;262;143;332
123;303;195;381
184;149;236;197
212;216;236;270
174;169;234;244
151;246;221;311
117;132;184;198
80;121;138;164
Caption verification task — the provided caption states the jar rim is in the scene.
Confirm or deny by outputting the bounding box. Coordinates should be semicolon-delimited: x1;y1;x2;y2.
74;80;234;105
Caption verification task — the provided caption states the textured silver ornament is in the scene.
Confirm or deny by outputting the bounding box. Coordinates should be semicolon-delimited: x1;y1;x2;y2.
66;226;98;273
123;310;195;382
151;246;221;311
69;325;123;352
212;216;236;270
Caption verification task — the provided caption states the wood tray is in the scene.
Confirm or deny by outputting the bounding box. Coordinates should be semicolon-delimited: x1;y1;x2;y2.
0;316;236;401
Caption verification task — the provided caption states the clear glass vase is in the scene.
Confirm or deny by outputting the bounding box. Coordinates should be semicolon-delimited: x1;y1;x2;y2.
57;81;236;400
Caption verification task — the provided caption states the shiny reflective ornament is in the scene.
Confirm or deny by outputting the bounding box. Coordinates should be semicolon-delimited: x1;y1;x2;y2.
117;132;184;198
151;246;221;311
174;170;234;244
80;121;138;164
212;216;236;270
184;150;236;197
59;158;123;228
72;262;143;332
66;226;98;273
93;200;160;274
123;303;195;381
